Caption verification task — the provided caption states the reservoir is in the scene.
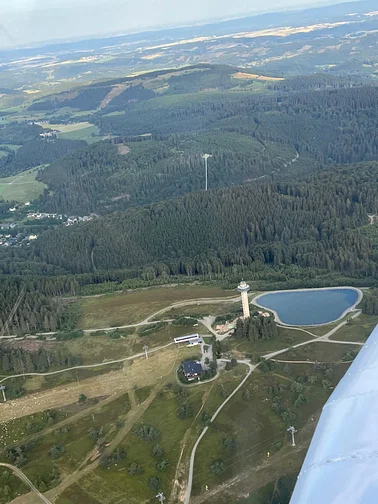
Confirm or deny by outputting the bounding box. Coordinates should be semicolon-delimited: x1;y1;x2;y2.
252;287;362;326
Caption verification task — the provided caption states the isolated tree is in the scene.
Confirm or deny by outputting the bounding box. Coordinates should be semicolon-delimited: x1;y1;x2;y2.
148;476;161;491
223;438;237;450
78;393;87;404
210;459;226;475
308;375;318;385
151;445;165;458
156;458;170;472
128;462;144;475
177;403;193;420
48;445;65;459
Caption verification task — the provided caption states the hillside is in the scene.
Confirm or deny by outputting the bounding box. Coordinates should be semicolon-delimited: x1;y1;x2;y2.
32;161;378;278
32;81;378;214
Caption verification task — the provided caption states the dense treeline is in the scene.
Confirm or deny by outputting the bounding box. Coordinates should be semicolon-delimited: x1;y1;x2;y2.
102;85;155;114
360;289;378;315
93;84;378;167
0;345;81;374
0;138;87;177
166;67;235;94
266;74;365;93
0;122;43;145
0;276;79;334
234;314;278;341
28;86;112;111
32;161;378;279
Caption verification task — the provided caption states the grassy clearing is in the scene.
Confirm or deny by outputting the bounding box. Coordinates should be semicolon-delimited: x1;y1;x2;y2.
57;484;101;504
331;314;378;342
0;168;46;203
78;285;234;329
134;386;153;405
60;323;210;366
227;327;310;357
0;393;131;501
74;367;245;504
19;393;129;480
2;345;199;423
280;342;360;362
159;300;240;320
45;122;93;133
192;361;339;498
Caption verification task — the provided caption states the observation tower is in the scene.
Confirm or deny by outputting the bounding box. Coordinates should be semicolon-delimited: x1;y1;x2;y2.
237;280;250;319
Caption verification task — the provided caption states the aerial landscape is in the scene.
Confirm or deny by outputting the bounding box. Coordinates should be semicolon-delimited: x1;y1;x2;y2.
1;0;378;502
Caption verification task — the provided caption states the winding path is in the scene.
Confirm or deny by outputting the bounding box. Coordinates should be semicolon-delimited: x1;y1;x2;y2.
184;360;255;504
0;463;52;504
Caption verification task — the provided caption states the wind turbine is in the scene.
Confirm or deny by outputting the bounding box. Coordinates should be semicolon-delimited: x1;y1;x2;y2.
202;154;212;191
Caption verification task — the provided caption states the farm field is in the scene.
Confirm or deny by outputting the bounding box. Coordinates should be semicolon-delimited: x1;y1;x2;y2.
0;168;46;203
78;285;236;329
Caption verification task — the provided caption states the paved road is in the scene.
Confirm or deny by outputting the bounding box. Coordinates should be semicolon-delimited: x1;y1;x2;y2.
184;359;255;504
0;463;52;504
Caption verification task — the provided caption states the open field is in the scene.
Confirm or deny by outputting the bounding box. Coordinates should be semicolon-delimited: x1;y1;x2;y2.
61;324;210;365
331;314;378;342
232;72;284;81
227;326;310;357
280;342;360;362
157;300;241;320
0;344;197;423
191;361;335;500
0;168;46;203
78;285;235;329
58;366;246;504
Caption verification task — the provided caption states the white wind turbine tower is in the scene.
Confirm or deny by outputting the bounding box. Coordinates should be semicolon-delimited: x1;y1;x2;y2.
202;154;212;191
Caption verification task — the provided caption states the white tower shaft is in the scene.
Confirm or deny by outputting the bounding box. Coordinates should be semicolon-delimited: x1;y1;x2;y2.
241;291;250;319
237;280;250;319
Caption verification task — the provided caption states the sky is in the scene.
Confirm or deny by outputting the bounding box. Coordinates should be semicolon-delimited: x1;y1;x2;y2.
0;0;353;48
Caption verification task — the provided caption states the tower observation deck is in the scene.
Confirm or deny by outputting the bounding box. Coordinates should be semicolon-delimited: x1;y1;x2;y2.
237;280;250;319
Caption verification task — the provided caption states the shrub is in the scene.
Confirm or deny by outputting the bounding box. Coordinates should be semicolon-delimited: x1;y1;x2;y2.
128;462;144;475
156;458;170;472
210;459;226;475
177;403;193;419
48;445;65;459
151;445;165;458
223;438;237;450
148;476;161;491
133;425;161;441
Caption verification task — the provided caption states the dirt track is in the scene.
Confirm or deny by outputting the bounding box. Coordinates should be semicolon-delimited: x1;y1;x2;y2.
1;345;182;423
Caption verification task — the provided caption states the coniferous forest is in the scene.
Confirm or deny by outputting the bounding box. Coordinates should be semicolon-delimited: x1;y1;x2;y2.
1;67;378;333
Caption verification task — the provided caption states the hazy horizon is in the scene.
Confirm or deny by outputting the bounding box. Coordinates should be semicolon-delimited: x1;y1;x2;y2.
0;0;359;49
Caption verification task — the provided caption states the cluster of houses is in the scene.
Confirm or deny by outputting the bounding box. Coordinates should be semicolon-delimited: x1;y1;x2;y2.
65;215;94;226
26;212;95;226
0;232;38;247
27;212;64;220
39;131;58;139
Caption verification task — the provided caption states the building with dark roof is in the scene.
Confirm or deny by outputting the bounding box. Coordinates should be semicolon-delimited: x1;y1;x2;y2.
182;360;203;381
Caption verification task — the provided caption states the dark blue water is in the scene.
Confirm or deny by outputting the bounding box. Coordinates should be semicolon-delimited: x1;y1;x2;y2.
255;288;360;326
